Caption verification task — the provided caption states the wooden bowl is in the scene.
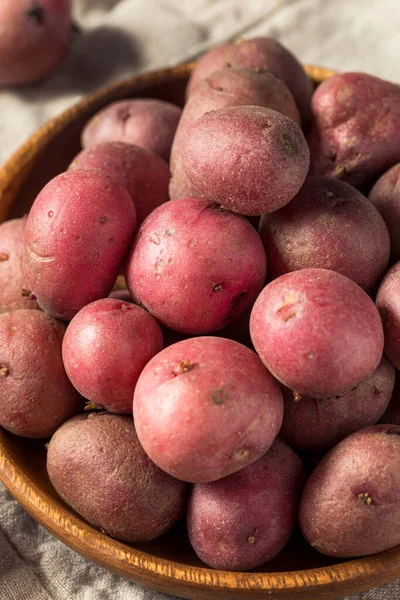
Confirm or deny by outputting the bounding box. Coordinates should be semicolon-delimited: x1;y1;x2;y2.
0;62;398;600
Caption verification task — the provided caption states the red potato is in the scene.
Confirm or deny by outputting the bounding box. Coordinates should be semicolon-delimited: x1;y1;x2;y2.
125;197;266;334
250;269;384;398
0;310;82;438
62;298;163;414
69;142;169;226
280;357;395;452
259;176;390;292
379;376;400;425
187;37;313;127
81;99;182;160
181;106;310;216
47;414;188;543
0;0;71;86
188;438;305;571
308;72;400;188
0;217;38;313
133;337;284;483
170;66;300;201
376;261;400;370
299;424;400;557
369;163;400;261
24;169;137;321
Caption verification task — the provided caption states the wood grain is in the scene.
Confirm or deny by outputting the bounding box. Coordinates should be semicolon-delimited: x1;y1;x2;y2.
1;61;398;600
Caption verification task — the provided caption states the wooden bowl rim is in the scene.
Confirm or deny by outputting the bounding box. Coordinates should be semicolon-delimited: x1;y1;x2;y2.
1;60;398;597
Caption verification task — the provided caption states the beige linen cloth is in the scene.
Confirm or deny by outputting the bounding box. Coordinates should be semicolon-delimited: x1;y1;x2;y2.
0;0;399;598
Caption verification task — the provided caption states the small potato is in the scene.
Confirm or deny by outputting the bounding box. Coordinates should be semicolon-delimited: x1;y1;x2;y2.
62;298;163;414
170;67;300;201
259;176;390;292
188;438;304;571
308;72;400;188
250;269;384;398
369;163;400;261
125;197;266;334
0;0;71;86
0;310;82;438
69;142;169;226
24;169;137;320
186;37;313;127
47;413;188;543
133;337;284;483
280;357;395;452
0;217;38;313
376;262;400;370
181;106;310;216
379;376;400;425
299;424;400;557
81;99;182;160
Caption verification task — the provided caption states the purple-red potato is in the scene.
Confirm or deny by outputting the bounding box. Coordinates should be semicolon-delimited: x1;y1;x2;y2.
369;163;400;261
81;99;182;160
299;424;400;557
308;72;400;188
259;176;390;292
0;310;82;438
69;142;169;227
47;413;188;542
62;299;163;414
133;337;284;483
376;261;400;370
170;66;300;201
250;269;384;398
181;106;310;216
379;376;400;425
0;0;71;86
187;37;313;127
24;169;137;321
125;197;266;334
280;357;395;452
188;438;304;571
0;217;38;313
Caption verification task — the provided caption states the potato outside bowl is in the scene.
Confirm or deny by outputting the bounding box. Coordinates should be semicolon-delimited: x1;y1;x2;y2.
1;61;399;600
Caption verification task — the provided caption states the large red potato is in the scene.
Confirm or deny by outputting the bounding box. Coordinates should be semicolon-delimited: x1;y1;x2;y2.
47;414;188;543
250;269;384;398
62;298;163;414
0;310;82;438
133;337;284;483
0;0;71;86
125;197;266;334
299;425;400;557
369;163;400;261
24;169;137;320
188;438;304;571
181;106;310;216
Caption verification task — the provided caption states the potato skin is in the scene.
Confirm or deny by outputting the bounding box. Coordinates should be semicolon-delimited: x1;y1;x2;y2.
69;142;169;226
0;217;38;313
188;438;305;571
182;106;310;216
259;176;390;293
170;66;300;201
187;37;313;127
369;163;400;261
299;424;400;557
81;99;182;160
376;262;400;370
62;298;163;414
308;72;400;188
0;0;71;86
280;357;395;452
47;414;188;543
250;269;384;398
0;310;82;438
133;337;284;483
24;169;137;320
125;197;266;334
